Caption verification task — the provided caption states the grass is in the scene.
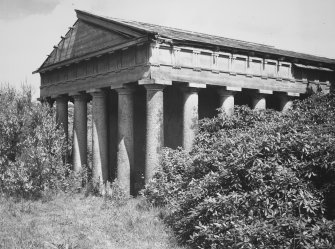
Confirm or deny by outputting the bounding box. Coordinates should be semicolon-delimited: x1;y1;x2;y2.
0;193;187;249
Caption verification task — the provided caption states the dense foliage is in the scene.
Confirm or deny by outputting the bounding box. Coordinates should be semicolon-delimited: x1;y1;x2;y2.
143;93;335;248
0;86;69;198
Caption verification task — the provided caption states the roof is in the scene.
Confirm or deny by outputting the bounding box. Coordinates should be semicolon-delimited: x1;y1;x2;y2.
88;10;335;65
35;10;335;73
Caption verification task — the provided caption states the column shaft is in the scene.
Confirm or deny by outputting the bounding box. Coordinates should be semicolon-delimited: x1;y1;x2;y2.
279;95;293;112
91;91;108;183
72;94;87;172
56;96;68;139
218;90;235;116
116;88;134;195
145;84;165;183
182;88;199;152
251;94;266;110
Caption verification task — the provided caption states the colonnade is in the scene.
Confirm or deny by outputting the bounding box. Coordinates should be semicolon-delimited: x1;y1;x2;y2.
53;84;294;194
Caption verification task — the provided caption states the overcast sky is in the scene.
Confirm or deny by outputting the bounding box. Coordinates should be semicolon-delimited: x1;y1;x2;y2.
0;0;334;98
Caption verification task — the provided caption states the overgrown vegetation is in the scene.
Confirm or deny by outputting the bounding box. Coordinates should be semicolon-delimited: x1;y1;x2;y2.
0;195;186;249
0;86;128;199
3;85;335;248
143;93;335;248
0;86;71;198
0;86;186;249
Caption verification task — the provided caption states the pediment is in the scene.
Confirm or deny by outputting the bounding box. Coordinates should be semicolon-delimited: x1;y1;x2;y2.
40;11;147;69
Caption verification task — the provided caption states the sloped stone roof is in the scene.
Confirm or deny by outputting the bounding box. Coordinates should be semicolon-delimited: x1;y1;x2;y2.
99;13;335;65
35;10;335;73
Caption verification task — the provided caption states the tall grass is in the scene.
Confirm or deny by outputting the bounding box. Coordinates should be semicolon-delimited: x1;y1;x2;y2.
0;193;187;249
0;85;187;249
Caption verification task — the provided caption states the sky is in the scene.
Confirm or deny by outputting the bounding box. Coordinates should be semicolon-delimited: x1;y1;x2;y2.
0;0;334;99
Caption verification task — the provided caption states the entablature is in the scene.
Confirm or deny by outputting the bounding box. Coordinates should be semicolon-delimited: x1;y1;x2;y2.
41;42;151;85
35;36;150;74
148;41;334;86
40;42;152;97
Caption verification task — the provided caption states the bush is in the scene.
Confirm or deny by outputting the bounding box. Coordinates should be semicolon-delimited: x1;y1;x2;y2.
0;86;70;198
143;93;335;248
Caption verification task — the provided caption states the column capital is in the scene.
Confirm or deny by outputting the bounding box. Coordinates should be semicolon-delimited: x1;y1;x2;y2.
251;92;266;100
217;88;240;97
88;89;106;98
87;88;104;93
53;94;68;101
139;78;172;86
250;89;272;99
188;82;206;88
180;86;199;93
144;84;166;91
226;86;242;92
115;87;135;95
258;89;273;95
70;92;88;101
287;92;300;97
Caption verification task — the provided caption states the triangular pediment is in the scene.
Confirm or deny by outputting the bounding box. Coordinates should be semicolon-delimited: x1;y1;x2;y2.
39;10;148;70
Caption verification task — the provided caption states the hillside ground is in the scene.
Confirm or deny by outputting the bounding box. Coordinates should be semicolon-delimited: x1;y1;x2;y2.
0;194;187;249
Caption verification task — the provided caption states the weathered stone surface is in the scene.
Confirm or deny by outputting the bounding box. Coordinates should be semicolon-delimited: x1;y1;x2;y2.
37;10;335;190
181;87;198;152
251;93;266;110
72;94;87;172
279;94;293;112
217;89;237;116
55;95;68;140
116;88;134;195
144;84;165;183
91;90;108;184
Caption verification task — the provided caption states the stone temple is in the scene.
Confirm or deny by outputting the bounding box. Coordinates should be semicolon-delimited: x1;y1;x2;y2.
34;10;335;194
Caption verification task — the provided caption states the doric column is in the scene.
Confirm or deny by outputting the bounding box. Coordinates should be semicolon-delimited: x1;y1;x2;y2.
55;95;68;139
182;87;199;152
144;84;165;183
90;90;108;184
279;93;294;112
251;90;272;110
72;93;87;172
251;93;266;110
217;88;240;116
116;88;134;195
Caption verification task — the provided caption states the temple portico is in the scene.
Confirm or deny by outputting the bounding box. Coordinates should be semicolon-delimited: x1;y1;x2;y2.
51;83;304;193
35;10;335;193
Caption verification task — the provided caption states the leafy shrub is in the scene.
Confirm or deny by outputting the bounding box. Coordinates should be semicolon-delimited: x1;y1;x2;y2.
102;180;130;207
0;86;70;198
143;148;192;207
143;93;335;248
